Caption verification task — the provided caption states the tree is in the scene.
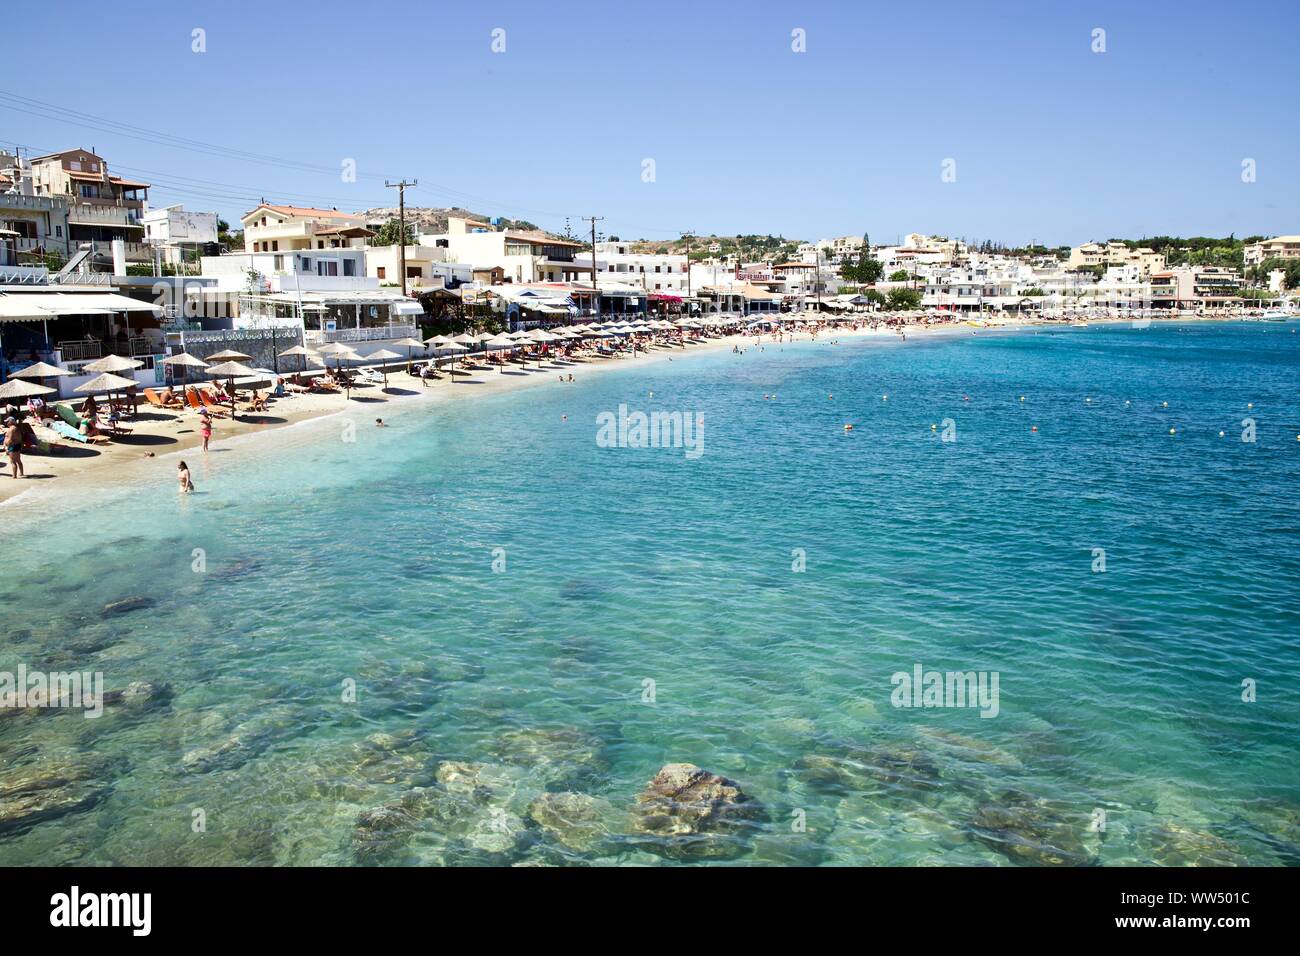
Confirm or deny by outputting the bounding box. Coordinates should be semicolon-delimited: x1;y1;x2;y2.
370;218;416;246
844;232;883;284
886;287;922;310
888;269;911;282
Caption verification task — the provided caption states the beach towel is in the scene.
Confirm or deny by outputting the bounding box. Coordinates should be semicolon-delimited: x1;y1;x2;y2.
50;420;92;444
54;404;86;429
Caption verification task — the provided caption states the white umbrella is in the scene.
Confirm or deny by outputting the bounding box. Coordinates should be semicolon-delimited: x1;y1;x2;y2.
0;378;55;400
206;360;259;416
75;371;137;421
205;348;253;363
161;351;209;386
364;348;403;388
83;354;142;374
12;361;72;379
277;345;316;375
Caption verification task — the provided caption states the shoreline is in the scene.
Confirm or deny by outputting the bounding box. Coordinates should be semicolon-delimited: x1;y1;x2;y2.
0;316;1254;514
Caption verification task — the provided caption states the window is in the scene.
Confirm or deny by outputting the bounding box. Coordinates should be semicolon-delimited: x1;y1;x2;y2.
271;241;279;251
70;161;81;171
345;260;356;277
55;226;63;238
274;255;284;271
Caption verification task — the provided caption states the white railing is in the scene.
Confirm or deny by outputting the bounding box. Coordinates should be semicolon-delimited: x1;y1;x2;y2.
303;324;419;345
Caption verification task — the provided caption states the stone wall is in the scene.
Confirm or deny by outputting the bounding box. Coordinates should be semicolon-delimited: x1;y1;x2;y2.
166;327;304;374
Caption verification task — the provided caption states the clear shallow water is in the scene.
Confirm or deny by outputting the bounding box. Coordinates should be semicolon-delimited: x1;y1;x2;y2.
2;322;1298;866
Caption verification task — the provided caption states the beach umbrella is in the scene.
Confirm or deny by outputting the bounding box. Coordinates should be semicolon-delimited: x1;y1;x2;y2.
0;378;56;401
316;342;360;373
389;336;425;372
206;360;258;417
161;351;209;387
364;348;403;388
482;335;516;370
13;361;72;379
83;354;142;374
430;341;468;381
206;348;252;363
75;371;137;423
277;345;315;375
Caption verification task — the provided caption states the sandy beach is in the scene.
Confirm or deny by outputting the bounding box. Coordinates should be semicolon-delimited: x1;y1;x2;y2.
0;324;923;510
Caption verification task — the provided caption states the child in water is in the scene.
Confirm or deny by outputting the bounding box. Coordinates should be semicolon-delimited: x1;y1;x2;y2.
177;461;194;493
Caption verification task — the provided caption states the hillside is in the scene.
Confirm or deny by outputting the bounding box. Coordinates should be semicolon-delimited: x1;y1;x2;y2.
356;206;550;237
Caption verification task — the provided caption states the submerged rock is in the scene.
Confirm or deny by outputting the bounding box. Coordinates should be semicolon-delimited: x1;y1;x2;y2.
970;790;1098;866
914;726;1023;769
0;755;119;835
102;681;171;711
492;726;607;786
631;763;766;860
1144;822;1247;867
794;741;943;796
434;760;516;798
180;706;305;774
102;596;157;616
528;792;622;854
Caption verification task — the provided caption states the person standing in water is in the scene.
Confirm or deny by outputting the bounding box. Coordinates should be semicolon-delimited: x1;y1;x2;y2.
177;461;194;493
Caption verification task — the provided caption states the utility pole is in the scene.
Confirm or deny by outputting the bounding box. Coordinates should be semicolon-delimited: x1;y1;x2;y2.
385;178;417;298
583;215;604;318
815;249;822;313
683;231;694;298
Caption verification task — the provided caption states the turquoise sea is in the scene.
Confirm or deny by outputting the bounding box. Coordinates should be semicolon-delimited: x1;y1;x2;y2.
2;321;1298;866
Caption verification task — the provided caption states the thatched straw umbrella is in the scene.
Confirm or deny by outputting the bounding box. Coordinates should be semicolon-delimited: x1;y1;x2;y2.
161;352;209;388
0;378;56;402
363;348;402;389
75;371;137;427
205;360;258;418
277;345;315;376
205;348;252;363
83;354;142;374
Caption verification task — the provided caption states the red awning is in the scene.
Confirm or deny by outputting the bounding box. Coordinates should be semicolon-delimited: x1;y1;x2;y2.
649;293;682;302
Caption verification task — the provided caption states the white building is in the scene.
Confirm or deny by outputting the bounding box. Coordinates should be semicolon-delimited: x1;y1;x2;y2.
420;215;590;284
142;204;218;265
593;240;688;292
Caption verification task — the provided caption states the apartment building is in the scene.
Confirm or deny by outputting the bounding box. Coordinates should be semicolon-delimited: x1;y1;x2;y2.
593;240;688;292
422;216;590;284
1067;241;1166;275
1149;266;1243;308
1243;235;1300;267
28;148;151;261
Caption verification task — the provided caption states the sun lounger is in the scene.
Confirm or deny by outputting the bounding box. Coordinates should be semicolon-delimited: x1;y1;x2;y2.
199;391;228;414
357;368;384;384
50;420;109;445
143;388;182;408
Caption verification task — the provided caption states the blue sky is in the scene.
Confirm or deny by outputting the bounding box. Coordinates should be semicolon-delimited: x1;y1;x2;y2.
4;0;1297;245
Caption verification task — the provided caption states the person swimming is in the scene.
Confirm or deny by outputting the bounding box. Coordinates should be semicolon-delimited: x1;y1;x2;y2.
177;461;194;493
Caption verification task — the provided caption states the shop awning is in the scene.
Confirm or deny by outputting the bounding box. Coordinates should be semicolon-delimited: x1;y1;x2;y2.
0;291;161;321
